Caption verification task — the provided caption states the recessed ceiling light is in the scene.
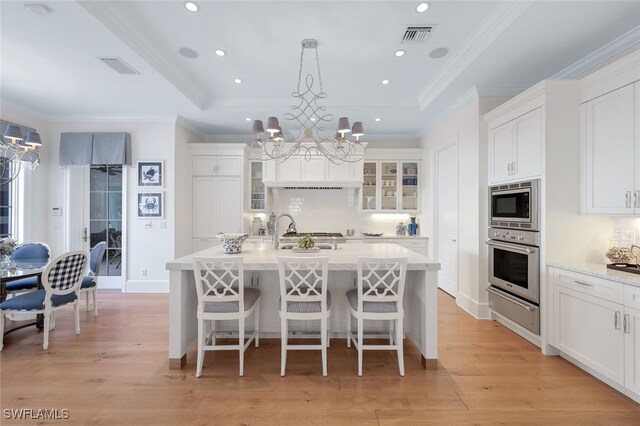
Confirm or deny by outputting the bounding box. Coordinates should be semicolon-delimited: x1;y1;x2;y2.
245;117;252;121
178;47;199;59
416;2;429;13
215;49;226;57
375;118;381;122
233;78;243;84
395;49;405;57
429;47;449;59
184;1;199;12
310;118;317;121
381;79;390;85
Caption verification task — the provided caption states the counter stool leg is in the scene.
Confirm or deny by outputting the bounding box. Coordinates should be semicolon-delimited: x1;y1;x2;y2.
389;319;394;345
280;317;288;377
239;318;245;377
346;313;351;348
321;317;328;376
396;318;405;377
196;318;204;378
357;317;364;377
255;304;260;348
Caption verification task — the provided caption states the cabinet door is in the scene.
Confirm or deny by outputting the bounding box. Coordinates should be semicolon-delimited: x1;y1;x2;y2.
400;162;419;211
380;162;399;210
192;177;218;238
362;162;378;211
514;108;542;179
192;156;216;175
301;157;326;181
554;285;624;385
584;84;635;214
217;178;242;234
489;122;514;184
624;306;640;395
277;156;302;181
216;156;242;176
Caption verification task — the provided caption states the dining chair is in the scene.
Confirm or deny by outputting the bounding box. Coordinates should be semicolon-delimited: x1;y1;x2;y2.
192;257;261;377
6;243;51;294
346;257;407;376
79;241;106;316
278;256;330;377
0;250;88;351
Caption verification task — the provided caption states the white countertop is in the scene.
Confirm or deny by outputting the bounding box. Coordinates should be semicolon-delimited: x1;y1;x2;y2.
548;262;640;288
167;243;440;272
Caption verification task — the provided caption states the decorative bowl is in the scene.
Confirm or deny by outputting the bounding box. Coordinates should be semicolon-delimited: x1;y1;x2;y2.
216;233;249;254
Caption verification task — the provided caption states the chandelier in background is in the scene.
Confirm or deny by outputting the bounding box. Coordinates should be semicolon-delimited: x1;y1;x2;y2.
1;124;42;185
250;39;365;164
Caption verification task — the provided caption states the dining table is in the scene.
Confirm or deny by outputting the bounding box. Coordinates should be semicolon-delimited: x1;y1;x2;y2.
0;260;47;334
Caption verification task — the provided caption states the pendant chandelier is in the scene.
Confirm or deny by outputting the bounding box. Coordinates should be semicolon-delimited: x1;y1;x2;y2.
250;39;365;165
1;124;42;185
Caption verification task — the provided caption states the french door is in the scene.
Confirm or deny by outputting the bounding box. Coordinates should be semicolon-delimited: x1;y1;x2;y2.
65;165;126;290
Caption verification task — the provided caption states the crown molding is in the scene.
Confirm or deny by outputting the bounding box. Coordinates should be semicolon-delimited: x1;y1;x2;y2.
207;97;419;108
416;86;479;137
78;1;209;111
175;116;206;139
476;84;532;97
0;101;50;122
204;133;418;144
416;0;531;111
551;24;640;79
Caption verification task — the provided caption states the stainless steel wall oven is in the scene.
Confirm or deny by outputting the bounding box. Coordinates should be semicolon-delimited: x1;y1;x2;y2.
487;178;541;335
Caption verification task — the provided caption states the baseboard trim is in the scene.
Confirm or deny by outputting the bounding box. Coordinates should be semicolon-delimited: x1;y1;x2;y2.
125;280;169;293
492;310;542;348
456;292;491;319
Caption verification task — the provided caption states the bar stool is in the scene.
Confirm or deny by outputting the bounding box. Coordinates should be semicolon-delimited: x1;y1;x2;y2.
192;257;261;377
346;257;407;376
277;256;330;377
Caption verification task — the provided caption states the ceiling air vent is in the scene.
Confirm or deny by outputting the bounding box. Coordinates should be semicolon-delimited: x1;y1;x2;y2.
98;57;140;75
402;26;433;43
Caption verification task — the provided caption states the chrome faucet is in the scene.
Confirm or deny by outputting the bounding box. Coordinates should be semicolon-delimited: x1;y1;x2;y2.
631;245;640;266
273;213;297;249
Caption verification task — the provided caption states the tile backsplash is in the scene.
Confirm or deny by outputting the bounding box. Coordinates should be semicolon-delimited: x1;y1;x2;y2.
245;189;422;236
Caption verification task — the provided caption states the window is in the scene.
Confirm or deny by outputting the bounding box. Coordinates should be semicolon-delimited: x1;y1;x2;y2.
0;158;15;238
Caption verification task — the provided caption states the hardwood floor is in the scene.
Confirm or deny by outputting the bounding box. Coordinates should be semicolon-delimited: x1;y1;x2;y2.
1;290;639;425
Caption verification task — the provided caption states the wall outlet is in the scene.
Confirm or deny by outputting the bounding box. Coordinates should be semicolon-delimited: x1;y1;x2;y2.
142;269;147;277
159;221;167;229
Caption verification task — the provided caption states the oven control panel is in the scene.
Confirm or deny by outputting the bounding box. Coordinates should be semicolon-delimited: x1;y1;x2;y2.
489;227;540;246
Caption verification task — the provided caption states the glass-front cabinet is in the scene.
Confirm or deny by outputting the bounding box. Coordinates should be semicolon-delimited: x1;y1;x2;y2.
361;160;419;212
249;161;265;211
362;162;377;211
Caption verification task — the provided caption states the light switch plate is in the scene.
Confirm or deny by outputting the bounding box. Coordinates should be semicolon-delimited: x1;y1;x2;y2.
144;222;152;229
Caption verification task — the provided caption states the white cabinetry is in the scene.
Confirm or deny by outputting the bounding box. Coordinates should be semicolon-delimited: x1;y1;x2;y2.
583;82;638;214
191;150;243;252
488;108;542;184
262;155;362;186
361;159;420;212
363;237;428;257
550;267;640;401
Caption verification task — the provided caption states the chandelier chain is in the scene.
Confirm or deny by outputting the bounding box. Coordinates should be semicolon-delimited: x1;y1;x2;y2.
314;47;323;93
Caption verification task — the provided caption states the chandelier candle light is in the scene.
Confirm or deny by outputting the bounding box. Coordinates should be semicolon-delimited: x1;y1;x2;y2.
250;39;365;165
1;124;42;184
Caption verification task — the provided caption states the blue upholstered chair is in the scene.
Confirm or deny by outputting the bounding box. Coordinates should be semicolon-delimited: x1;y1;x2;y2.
79;242;106;316
6;243;51;294
0;250;88;351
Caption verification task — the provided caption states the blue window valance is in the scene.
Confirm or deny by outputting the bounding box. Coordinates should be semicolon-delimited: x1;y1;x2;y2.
59;132;131;166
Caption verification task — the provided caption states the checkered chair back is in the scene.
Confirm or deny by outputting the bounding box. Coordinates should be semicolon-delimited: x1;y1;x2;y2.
11;242;50;263
42;251;88;296
192;257;245;311
89;242;107;276
278;257;329;308
357;257;407;309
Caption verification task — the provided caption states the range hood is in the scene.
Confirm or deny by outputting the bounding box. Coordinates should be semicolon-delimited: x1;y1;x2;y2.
263;180;362;189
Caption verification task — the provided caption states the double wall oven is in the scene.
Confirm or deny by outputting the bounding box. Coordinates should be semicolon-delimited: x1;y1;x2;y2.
487;179;540;334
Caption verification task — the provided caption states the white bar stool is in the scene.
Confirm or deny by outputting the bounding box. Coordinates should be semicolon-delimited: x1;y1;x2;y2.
277;256;331;377
346;257;408;376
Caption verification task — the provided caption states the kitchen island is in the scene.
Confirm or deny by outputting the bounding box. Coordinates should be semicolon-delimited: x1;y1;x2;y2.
166;243;440;371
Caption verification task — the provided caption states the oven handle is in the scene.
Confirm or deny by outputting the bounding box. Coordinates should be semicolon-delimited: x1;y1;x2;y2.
486;286;535;311
485;239;535;254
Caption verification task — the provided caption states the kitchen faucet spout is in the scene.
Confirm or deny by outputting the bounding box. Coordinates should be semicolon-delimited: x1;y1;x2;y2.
273;213;297;249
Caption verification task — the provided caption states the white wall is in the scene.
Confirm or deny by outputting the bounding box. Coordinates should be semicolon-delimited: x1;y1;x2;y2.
17;114;178;292
174;124;202;258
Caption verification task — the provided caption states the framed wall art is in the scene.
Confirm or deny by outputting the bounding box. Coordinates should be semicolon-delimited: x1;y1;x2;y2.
137;192;163;219
137;161;163;187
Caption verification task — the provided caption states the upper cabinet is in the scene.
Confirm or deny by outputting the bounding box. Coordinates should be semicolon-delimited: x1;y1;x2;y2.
361;160;419;212
248;161;266;211
583;83;638;214
193;155;242;176
488;108;542;184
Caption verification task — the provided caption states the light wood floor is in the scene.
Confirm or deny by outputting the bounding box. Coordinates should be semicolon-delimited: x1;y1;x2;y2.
1;290;639;425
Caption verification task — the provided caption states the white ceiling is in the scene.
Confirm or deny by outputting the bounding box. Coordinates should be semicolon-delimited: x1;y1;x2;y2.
1;1;640;142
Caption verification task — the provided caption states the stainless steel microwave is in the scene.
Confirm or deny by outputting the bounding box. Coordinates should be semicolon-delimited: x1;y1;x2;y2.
489;179;540;231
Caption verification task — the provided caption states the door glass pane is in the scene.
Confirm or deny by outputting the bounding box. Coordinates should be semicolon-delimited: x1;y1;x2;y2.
250;162;265;210
362;162;377;210
401;162;418;211
90;165;122;277
381;162;398;211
